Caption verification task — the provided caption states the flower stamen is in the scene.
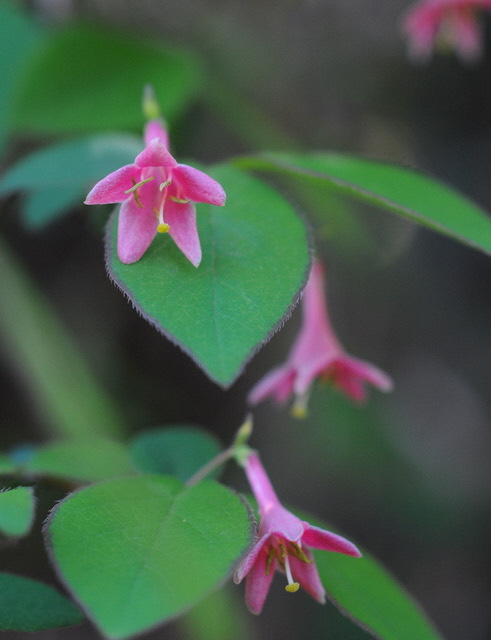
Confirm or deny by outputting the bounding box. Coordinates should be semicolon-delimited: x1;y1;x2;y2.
124;176;155;208
278;541;299;593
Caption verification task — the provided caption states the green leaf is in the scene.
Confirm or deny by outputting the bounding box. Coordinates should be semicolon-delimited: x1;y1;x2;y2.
0;486;35;537
0;454;16;475
0;2;42;152
25;438;134;484
315;541;442;640
0;572;83;631
0;237;124;439
106;164;310;386
0;134;142;228
46;476;252;639
235;152;491;256
130;426;222;481
10;23;202;135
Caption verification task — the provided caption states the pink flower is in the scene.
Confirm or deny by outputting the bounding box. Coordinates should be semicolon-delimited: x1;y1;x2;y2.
402;0;491;62
84;118;226;267
234;452;361;614
248;260;393;416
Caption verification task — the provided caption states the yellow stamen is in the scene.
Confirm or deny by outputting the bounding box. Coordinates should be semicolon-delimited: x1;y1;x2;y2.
169;196;191;204
282;547;300;594
159;179;172;191
124;177;154;209
157;223;170;233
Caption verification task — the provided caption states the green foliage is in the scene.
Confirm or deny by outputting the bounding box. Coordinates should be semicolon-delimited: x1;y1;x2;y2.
0;238;124;439
130;426;222;481
106;164;310;386
236;152;491;256
10;23;202;135
46;475;252;639
315;543;442;640
0;486;35;538
0;134;142;228
25;438;134;484
0;572;83;631
0;454;16;475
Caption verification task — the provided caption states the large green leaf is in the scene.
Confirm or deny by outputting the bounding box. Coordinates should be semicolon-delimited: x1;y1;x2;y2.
25;438;134;484
106;164;310;386
235;152;491;255
130;426;222;481
0;572;83;631
0;134;142;228
0;486;35;537
46;476;252;639
10;23;202;135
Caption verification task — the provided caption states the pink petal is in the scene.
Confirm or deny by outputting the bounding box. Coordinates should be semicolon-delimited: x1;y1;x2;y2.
144;119;169;148
302;524;362;557
173;164;226;206
335;355;393;398
135;138;175;169
165;200;202;267
454;9;483;60
288;551;326;604
85;165;139;204
260;506;305;543
248;365;295;405
234;533;271;584
244;548;275;615
117;196;158;264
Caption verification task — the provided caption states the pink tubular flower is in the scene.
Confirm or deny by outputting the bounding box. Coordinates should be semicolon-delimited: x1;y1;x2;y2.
402;0;491;62
234;452;361;614
248;260;393;416
84;118;226;267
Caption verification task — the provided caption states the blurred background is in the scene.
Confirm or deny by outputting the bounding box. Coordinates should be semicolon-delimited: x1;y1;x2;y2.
1;1;491;639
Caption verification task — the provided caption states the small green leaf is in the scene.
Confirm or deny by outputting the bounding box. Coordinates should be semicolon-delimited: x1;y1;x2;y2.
0;572;83;631
25;438;134;484
46;476;252;639
107;164;310;386
0;486;35;537
235;152;491;256
130;426;222;481
10;23;202;134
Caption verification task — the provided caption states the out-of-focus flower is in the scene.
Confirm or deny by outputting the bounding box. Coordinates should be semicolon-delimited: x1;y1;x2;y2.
234;452;361;614
85;97;226;267
402;0;491;62
248;260;393;416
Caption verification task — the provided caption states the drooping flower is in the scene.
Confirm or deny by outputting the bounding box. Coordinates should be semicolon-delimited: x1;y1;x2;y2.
234;452;361;614
402;0;491;62
248;260;393;416
84;105;226;267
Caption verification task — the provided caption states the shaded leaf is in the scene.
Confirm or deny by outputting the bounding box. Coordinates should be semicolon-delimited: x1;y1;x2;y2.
235;152;491;256
0;572;83;631
10;23;202;135
0;486;35;537
130;426;222;481
106;164;310;386
46;476;252;639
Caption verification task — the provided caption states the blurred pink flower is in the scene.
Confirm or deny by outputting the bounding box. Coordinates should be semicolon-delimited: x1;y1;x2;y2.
85;119;226;266
248;260;393;416
234;452;361;614
402;0;491;62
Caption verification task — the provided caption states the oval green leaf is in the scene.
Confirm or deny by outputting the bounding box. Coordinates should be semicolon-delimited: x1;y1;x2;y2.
130;426;222;481
106;164;310;386
25;438;134;484
10;23;202;134
236;152;491;256
0;572;83;631
45;476;252;639
0;486;35;537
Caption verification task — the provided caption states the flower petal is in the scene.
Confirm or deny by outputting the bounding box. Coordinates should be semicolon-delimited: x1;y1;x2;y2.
85;165;139;204
333;355;393;402
234;533;271;584
165;200;202;267
288;550;326;604
173;164;226;206
260;505;305;542
248;365;295;404
244;548;275;615
135;138;175;168
117;196;158;264
302;524;362;557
